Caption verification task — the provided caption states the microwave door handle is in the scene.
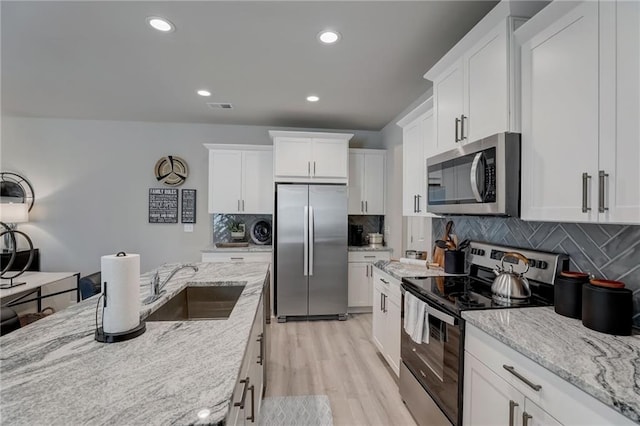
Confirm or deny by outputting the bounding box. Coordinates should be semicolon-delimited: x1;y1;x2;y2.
470;152;485;202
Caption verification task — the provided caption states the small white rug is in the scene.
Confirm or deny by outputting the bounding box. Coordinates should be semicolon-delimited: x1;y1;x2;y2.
259;395;333;426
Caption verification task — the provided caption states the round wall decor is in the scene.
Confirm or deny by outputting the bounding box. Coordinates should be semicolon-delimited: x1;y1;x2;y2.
154;156;188;186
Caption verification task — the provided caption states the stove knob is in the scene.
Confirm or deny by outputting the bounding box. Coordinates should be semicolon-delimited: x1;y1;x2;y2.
528;259;536;267
478;249;485;256
537;261;548;269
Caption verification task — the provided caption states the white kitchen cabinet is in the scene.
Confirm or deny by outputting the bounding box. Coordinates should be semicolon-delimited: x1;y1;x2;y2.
397;99;435;217
269;131;353;184
405;216;432;253
464;323;635;426
348;149;385;215
519;0;640;224
425;3;537;153
371;267;401;377
205;145;273;214
347;251;390;312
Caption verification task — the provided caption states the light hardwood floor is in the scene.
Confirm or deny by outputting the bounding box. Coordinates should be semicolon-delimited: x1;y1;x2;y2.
266;313;417;426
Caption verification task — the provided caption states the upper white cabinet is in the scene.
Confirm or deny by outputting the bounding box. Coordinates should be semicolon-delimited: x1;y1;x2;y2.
269;131;353;184
518;0;640;224
397;98;435;217
424;2;543;153
205;144;273;214
348;149;386;215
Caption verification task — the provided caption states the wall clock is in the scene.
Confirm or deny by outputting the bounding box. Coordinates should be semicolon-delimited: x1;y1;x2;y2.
154;156;188;186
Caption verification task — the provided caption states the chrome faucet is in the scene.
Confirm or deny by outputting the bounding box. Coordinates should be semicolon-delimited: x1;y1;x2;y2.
143;264;199;305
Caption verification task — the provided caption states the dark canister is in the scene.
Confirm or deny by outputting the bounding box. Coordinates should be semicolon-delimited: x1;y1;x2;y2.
554;271;589;319
582;280;633;336
444;250;465;274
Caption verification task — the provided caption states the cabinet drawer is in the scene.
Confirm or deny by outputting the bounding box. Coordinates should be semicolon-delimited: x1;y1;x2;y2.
201;252;272;263
348;251;390;263
372;268;401;305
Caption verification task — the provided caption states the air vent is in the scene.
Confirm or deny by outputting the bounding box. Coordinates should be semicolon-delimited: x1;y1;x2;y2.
207;102;233;110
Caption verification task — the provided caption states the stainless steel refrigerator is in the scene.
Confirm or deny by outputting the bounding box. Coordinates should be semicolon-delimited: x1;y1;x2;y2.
275;184;348;322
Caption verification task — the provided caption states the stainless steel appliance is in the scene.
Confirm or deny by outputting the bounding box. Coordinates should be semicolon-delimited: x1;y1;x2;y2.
349;224;364;246
275;184;348;322
426;132;520;216
400;242;568;426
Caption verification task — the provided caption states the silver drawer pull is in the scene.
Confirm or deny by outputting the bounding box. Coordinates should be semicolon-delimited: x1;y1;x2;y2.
364;255;376;259
380;278;389;284
503;365;541;391
230;257;244;261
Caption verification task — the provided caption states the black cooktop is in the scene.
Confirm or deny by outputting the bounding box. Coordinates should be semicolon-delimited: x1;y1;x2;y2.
401;272;554;317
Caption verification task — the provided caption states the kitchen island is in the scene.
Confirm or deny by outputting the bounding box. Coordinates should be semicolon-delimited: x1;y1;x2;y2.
0;262;270;425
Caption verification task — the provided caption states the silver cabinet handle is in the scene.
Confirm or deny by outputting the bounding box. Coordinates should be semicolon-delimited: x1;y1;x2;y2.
308;161;311;176
413;195;417;213
416;194;421;213
303;205;309;276
364;255;376;259
309;205;314;276
380;292;384;311
509;400;519;426
313;161;316;176
247;385;256;422
361;201;364;213
365;265;369;277
365;200;368;212
582;173;592;213
470;152;486;202
230;257;245;261
257;333;264;365
234;377;250;409
460;115;467;140
383;293;387;313
242;199;245;211
503;365;542;391
455;117;460;142
522;412;532;426
380;278;389;284
599;170;609;212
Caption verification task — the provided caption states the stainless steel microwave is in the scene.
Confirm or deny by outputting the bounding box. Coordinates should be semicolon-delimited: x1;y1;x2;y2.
426;132;521;216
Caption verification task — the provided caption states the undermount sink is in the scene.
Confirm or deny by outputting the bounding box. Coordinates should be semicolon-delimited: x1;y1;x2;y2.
145;283;245;321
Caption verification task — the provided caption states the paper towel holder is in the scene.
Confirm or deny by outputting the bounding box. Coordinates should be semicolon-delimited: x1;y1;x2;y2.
95;251;147;343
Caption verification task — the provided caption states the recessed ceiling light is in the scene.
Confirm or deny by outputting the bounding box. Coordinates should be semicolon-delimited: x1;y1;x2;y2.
318;30;340;44
197;90;211;97
147;16;175;33
306;95;320;102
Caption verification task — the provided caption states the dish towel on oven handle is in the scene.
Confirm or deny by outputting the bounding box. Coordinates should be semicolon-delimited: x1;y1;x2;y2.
403;292;430;344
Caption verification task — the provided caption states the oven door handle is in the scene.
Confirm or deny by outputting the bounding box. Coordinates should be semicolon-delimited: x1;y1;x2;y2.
426;304;457;326
470;152;485;202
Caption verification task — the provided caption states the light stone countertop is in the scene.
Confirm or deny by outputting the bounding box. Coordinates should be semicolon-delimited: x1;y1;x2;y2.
0;262;270;426
202;244;273;253
348;245;393;252
462;307;640;423
373;259;458;281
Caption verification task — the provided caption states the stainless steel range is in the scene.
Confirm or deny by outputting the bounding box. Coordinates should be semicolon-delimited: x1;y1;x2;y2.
399;241;569;426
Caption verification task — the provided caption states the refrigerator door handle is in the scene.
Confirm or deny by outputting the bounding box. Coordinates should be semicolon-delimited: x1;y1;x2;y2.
309;206;314;276
303;205;309;276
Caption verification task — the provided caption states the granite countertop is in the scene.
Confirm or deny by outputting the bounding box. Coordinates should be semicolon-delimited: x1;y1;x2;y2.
202;244;273;252
462;307;640;423
348;245;393;252
373;259;457;281
0;262;270;426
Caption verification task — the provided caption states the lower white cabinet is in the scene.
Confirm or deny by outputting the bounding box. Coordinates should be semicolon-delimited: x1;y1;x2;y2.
464;324;635;426
371;267;401;377
347;251;390;311
228;291;265;426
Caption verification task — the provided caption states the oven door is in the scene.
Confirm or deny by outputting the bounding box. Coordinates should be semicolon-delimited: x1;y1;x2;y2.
401;290;464;425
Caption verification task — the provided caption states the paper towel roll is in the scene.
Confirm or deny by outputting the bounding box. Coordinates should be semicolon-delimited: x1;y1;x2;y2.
101;252;140;334
399;258;427;266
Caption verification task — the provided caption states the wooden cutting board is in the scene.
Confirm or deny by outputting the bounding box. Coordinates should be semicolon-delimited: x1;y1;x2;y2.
433;220;453;268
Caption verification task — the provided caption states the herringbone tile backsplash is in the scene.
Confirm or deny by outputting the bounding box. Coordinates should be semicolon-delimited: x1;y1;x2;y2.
433;217;640;325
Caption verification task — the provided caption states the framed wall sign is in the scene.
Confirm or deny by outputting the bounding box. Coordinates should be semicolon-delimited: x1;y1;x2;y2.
148;188;178;223
181;189;196;224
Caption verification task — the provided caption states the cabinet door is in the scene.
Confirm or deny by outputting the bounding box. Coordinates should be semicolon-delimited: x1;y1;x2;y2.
363;152;386;215
463;352;525;426
274;137;312;178
434;61;464;153
384;294;401;377
348;262;371;307
417;112;433;215
464;25;509;142
599;0;640;224
520;2;599;222
209;150;243;213
312;138;348;179
406;216;431;252
371;281;385;354
242;150;273;214
403;118;423;216
523;399;563;426
348;152;365;214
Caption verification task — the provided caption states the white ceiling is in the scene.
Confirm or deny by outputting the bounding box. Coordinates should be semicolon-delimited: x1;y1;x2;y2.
2;1;503;131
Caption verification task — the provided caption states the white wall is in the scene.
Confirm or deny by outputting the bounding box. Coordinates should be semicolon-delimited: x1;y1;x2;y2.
380;89;433;257
1;116;381;274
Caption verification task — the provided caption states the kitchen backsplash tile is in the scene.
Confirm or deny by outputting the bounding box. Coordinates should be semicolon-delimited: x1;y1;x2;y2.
348;215;384;237
433;217;640;325
213;214;272;244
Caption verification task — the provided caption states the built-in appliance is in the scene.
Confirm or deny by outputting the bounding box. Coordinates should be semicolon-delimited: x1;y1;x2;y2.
400;241;568;426
275;184;348;322
349;224;364;246
426;132;521;216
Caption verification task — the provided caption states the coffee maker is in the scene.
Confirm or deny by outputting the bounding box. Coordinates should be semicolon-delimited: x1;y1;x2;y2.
349;224;364;246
